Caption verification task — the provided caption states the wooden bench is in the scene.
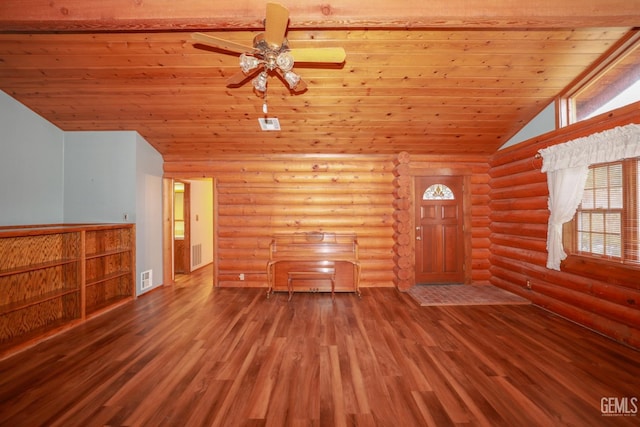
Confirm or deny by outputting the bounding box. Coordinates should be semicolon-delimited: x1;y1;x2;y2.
267;232;360;300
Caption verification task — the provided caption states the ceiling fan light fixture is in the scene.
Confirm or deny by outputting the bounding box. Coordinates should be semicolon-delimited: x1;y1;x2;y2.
191;4;345;102
239;53;261;73
276;51;294;71
283;70;300;89
252;71;268;92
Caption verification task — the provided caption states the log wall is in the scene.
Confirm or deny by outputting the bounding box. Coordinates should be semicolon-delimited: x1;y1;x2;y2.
165;155;396;288
489;103;640;348
392;152;492;289
164;153;491;290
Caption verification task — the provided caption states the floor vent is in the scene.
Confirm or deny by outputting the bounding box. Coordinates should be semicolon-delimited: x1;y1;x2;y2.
192;244;202;267
141;270;152;290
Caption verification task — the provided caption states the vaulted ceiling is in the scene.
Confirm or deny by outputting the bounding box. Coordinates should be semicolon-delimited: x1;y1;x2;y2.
0;1;638;161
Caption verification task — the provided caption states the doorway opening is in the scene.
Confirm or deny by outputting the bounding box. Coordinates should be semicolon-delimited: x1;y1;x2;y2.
173;181;190;275
164;177;215;286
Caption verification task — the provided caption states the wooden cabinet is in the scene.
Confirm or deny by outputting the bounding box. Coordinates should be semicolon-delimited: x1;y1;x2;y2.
0;224;135;357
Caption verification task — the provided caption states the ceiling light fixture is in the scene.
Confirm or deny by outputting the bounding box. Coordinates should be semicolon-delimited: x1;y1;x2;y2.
242;46;302;92
276;51;294;71
191;2;347;112
283;70;300;89
239;53;260;73
252;71;268;93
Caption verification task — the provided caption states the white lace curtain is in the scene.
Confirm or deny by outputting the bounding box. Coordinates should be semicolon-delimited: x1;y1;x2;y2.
538;123;640;270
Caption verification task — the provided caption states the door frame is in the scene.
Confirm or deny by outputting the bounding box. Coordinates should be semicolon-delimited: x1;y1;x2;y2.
409;167;473;285
162;176;218;287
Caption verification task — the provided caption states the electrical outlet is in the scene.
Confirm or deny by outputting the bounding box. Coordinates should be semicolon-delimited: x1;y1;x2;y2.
526;279;532;290
123;213;128;221
239;273;245;281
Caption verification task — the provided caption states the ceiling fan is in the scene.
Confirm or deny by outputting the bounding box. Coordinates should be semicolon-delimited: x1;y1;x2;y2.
191;2;346;96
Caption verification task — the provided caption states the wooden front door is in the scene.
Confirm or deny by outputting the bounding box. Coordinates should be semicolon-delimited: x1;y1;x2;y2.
415;176;465;284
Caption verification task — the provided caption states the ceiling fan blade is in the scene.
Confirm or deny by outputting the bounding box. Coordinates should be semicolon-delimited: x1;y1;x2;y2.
289;47;346;63
226;68;260;87
294;77;308;92
191;32;255;54
264;2;289;48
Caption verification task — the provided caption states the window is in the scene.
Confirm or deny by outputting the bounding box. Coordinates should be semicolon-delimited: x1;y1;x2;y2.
174;182;185;238
561;31;640;126
567;158;640;265
422;184;454;200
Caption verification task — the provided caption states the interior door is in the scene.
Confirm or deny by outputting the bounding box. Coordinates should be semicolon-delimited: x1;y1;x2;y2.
173;181;190;274
415;176;465;284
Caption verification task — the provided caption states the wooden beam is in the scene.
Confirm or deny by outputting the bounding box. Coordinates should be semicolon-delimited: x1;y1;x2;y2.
1;0;639;32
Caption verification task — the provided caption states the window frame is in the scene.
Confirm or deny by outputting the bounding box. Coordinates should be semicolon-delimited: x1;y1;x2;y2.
564;158;639;268
557;30;640;128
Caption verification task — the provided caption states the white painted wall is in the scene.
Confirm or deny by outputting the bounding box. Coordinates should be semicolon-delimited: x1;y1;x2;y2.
63;131;137;223
188;179;214;270
0;91;65;225
135;133;164;294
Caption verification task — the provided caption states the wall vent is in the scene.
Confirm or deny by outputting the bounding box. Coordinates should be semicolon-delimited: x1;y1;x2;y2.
141;270;152;290
258;117;280;131
192;243;202;268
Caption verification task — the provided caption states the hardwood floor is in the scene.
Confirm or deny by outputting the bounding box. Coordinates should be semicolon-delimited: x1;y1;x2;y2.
0;265;638;426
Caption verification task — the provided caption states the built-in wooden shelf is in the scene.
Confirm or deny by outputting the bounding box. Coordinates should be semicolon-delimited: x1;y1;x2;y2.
86;270;131;288
0;223;135;358
86;248;131;260
0;288;79;315
0;258;79;278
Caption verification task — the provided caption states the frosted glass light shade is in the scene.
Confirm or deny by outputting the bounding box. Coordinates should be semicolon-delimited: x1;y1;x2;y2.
239;54;260;73
276;51;294;71
283;70;300;89
252;71;268;92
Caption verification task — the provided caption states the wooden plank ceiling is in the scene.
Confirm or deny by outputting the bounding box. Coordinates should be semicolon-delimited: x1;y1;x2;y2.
0;0;637;161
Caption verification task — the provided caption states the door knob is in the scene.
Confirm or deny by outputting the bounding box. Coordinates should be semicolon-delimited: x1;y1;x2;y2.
416;236;421;240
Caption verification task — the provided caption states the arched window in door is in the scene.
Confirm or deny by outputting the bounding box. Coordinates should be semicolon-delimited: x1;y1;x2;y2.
422;184;455;200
